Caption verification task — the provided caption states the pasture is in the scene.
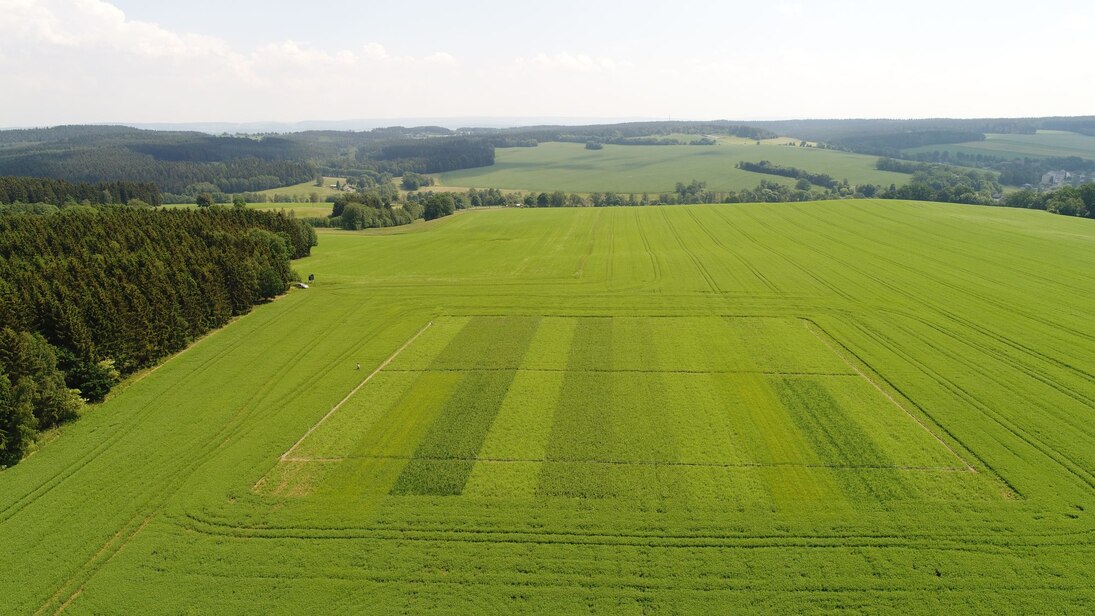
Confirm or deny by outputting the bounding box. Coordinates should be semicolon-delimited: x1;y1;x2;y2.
904;130;1095;160
254;176;348;200
1;202;1093;613
437;141;910;193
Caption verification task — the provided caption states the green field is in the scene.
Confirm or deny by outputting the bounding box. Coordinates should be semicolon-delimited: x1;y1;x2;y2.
438;141;910;193
255;176;348;200
904;130;1095;160
2;202;1094;612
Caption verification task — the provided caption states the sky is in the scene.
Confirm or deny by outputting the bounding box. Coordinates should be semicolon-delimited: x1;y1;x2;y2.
1;0;1093;127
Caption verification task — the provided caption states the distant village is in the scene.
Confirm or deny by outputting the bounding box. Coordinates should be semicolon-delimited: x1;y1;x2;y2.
1039;169;1094;189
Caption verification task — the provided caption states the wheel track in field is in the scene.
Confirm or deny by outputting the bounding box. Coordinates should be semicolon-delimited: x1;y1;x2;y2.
178;508;1093;552
728;206;856;304
0;295;315;524
788;209;1095;441
765;211;1095;489
795;206;1095;378
888;308;1095;440
847;202;1095;300
848;317;1092;493
572;207;607;280
659;208;721;294
149;562;1093;599
33;299;395;614
633;210;662;285
820;203;1095;354
684;207;778;293
802;319;975;473
732;209;1025;485
876;315;1095;490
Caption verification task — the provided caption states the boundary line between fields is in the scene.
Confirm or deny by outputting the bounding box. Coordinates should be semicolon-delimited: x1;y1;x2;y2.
279;321;433;462
279;453;969;473
803;320;977;474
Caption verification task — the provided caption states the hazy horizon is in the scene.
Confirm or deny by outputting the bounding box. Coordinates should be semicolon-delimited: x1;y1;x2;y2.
1;0;1092;127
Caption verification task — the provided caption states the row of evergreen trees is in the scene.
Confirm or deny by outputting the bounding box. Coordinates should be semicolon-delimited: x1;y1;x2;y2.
0;207;316;466
0;176;162;206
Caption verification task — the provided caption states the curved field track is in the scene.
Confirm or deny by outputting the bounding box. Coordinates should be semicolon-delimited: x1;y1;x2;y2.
1;201;1093;614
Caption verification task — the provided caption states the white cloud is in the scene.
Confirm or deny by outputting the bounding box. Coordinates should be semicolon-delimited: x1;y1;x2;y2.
521;52;620;73
0;0;464;122
0;0;1091;125
777;3;803;17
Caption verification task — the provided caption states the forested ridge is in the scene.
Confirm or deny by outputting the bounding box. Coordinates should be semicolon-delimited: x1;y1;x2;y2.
0;207;316;466
0;125;495;199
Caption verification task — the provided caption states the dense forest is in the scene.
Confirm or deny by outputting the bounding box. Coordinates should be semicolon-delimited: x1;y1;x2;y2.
0;207;316;466
0;176;161;206
371;138;495;173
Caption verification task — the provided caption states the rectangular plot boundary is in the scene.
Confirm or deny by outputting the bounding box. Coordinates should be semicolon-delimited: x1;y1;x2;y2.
801;318;976;473
281;315;973;475
279;321;433;462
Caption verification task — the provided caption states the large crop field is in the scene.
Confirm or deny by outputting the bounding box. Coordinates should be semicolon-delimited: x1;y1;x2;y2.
904;130;1095;160
437;141;910;193
2;202;1094;613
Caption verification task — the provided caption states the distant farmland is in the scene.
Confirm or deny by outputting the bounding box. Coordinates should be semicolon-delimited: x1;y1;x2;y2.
437;141;911;193
2;202;1093;613
904;130;1095;160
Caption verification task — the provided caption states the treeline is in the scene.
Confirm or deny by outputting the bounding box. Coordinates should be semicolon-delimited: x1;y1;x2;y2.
438;180;846;209
0;207;316;465
906;151;1095;187
736;161;839;189
877;157;937;174
0;176;162;206
371;138;495;174
874;159;1002;203
309;189;427;230
0;126;318;196
1003;183;1095;218
834;130;985;156
0;150;315;197
468;121;776;144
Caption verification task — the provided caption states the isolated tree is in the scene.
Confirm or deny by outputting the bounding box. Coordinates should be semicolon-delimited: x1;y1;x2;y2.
195;193;214;208
340;203;367;230
233;196;247;209
422;193;455;220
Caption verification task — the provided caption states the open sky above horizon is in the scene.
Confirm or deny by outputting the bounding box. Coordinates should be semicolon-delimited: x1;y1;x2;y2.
1;0;1093;127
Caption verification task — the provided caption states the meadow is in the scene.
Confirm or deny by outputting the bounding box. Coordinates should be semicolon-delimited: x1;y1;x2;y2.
904;130;1095;160
1;202;1093;613
437;141;910;193
254;176;348;200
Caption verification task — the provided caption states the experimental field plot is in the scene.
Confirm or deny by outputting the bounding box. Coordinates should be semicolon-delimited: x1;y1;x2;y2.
271;315;992;512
